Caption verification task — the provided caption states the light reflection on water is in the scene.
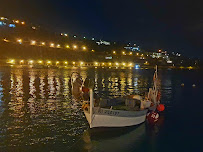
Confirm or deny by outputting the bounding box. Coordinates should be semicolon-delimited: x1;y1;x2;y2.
0;67;170;151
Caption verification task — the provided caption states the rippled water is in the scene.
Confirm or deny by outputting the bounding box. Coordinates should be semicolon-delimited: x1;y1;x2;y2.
0;67;202;152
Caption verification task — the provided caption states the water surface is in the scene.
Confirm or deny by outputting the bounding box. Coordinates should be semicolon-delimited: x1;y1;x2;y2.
0;67;202;152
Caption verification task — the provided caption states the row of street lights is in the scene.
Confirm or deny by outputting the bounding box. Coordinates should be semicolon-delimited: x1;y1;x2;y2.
7;59;136;67
4;38;89;51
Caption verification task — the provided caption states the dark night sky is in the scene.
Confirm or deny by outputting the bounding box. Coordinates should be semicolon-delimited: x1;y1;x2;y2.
1;0;203;58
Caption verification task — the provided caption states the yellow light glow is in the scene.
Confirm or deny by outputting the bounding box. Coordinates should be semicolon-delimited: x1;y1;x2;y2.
66;45;70;48
82;46;86;50
20;60;24;63
64;34;68;37
56;61;59;64
109;62;112;65
115;62;119;66
73;62;75;65
17;39;22;43
95;62;98;66
50;43;54;47
129;52;132;55
47;61;51;64
102;63;105;65
38;60;43;64
31;40;36;45
1;17;4;20
122;51;125;54
73;45;77;49
129;63;132;66
188;66;193;69
15;20;19;23
113;51;116;54
122;63;126;66
3;38;9;42
136;53;139;56
21;21;25;25
141;54;143;56
57;44;61;48
8;59;15;64
91;49;95;52
41;42;45;45
80;61;84;65
29;60;33;64
64;61;68;64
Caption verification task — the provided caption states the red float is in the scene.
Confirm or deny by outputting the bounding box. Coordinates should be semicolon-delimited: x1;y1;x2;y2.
157;104;165;112
147;112;159;124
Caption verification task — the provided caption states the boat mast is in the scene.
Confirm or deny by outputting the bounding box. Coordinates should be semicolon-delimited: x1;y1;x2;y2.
89;88;94;128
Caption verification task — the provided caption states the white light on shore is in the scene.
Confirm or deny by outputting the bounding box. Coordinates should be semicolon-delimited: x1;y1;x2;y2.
82;46;86;50
38;60;43;64
41;42;45;45
50;43;54;47
31;40;36;45
17;39;22;43
29;60;33;64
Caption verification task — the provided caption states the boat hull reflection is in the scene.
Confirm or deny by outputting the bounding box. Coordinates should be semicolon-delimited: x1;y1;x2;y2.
82;123;146;152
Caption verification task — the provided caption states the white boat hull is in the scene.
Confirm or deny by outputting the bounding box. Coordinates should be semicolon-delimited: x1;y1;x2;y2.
84;108;148;128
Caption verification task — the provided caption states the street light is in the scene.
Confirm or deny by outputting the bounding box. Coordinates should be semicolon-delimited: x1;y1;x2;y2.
20;60;24;64
50;43;54;47
73;45;77;49
41;42;45;45
66;45;70;48
29;60;33;64
8;59;15;64
31;40;36;45
38;60;43;64
82;46;86;50
47;61;51;64
17;39;22;43
56;44;61;48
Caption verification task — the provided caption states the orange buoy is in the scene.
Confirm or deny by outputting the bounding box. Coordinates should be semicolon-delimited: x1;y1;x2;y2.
157;104;165;112
147;112;159;124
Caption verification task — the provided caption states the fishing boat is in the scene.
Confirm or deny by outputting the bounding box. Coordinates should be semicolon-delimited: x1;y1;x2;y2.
71;66;161;128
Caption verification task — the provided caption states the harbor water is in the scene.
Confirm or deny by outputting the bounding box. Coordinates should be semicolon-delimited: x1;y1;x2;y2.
0;67;202;152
